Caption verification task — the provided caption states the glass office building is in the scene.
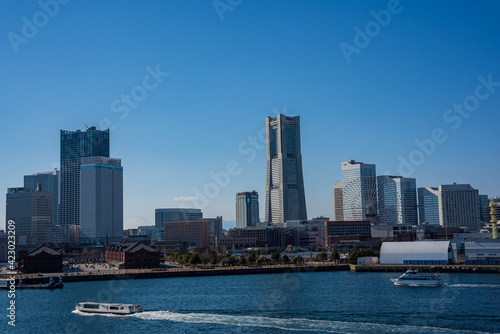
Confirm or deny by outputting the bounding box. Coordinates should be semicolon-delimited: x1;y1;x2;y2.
236;191;259;228
418;187;440;225
60;126;109;227
377;176;417;225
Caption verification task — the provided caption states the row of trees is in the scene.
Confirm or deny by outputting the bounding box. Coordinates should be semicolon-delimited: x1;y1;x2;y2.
170;248;306;266
170;247;380;266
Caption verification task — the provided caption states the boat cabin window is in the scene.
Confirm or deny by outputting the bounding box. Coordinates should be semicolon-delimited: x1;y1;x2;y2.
110;306;119;310
84;304;100;309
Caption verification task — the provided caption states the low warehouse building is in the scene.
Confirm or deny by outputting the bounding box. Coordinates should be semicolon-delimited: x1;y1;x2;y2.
380;241;453;265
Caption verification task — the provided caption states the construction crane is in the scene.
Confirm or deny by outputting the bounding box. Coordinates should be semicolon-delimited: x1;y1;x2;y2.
490;199;498;239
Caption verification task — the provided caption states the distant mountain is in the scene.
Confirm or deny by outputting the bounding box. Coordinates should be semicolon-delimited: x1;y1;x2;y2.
124;216;154;229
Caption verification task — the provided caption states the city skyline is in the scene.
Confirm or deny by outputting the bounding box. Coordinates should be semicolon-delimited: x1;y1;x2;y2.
2;1;500;229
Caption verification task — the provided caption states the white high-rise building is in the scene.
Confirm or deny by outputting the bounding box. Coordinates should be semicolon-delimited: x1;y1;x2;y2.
80;156;123;241
341;160;377;223
377;176;417;225
438;184;480;229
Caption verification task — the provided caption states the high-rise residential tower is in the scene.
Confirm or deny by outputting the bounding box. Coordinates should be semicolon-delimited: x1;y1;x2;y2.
265;114;307;223
418;187;440;225
341;160;377;223
377;176;417;225
236;191;260;228
80;156;123;241
333;183;344;221
60;126;109;228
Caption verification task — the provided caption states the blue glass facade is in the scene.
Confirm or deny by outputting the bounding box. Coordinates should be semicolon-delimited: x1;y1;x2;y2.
418;187;440;225
236;191;259;228
60;127;110;227
378;176;417;225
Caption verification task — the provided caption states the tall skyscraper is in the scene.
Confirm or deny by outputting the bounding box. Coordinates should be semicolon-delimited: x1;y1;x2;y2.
377;176;417;225
60;126;109;228
265;114;307;223
236;191;259;228
438;183;480;229
155;208;203;241
80;156;123;241
418;187;440;225
24;169;59;226
333;183;344;221
341;160;377;223
6;187;53;244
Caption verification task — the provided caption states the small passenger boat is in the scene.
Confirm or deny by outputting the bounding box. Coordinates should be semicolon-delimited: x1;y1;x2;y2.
392;269;443;286
75;302;143;315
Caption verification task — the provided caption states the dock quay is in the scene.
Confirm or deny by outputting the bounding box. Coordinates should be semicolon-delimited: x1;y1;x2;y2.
0;264;349;285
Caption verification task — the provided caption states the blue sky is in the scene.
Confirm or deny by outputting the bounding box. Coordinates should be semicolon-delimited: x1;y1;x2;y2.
1;0;499;229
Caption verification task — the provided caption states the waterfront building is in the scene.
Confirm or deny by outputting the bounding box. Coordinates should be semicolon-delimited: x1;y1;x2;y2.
333;183;344;221
418;187;440;225
105;241;160;269
155;208;203;241
438;184;480;229
236;191;260;228
225;226;297;248
323;220;371;248
6;187;53;244
24;169;59;226
463;240;500;265
264;114;307;223
60;126;110;229
79;156;123;242
164;220;210;248
371;224;415;240
377;176;417;225
341;160;377;223
22;245;62;273
379;241;453;265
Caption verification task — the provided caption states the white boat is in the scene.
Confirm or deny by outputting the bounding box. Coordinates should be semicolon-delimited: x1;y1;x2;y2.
76;302;143;315
392;269;443;286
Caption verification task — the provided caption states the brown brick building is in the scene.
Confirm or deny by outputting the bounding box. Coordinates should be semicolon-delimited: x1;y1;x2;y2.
164;220;211;248
22;245;63;273
324;221;371;248
105;242;160;269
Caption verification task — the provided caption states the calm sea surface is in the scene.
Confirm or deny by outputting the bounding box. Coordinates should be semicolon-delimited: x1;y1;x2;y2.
1;271;499;334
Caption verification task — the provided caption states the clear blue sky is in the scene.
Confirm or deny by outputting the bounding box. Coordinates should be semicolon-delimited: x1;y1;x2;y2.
1;0;499;229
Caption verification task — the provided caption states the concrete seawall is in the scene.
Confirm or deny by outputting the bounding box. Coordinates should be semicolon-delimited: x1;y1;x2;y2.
350;264;500;273
8;264;349;285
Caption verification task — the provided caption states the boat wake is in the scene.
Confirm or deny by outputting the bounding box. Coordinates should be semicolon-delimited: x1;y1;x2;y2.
447;283;500;288
133;311;491;334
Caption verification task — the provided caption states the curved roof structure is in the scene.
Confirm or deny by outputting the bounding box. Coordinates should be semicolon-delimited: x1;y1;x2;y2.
380;241;451;264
